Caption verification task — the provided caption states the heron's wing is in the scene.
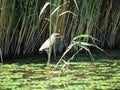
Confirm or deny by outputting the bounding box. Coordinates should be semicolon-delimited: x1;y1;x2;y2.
39;38;50;51
39;36;56;51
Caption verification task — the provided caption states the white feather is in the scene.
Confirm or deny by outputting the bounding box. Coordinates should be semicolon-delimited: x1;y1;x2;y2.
39;33;60;51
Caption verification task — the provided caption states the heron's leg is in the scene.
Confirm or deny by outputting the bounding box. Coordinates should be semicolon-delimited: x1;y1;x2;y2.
47;52;50;66
46;50;51;66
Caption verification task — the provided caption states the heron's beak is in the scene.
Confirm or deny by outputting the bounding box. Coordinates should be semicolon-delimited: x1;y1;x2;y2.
55;33;61;38
56;35;62;39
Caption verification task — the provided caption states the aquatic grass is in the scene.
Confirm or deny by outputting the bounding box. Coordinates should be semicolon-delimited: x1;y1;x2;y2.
0;58;120;89
1;50;120;89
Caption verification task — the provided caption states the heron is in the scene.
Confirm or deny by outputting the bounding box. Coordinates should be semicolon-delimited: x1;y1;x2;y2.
39;33;60;66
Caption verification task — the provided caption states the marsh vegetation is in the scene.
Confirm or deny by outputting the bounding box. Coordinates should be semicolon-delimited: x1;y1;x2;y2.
0;50;120;90
0;0;120;89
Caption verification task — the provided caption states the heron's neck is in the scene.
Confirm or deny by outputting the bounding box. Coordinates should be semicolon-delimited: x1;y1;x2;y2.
50;36;55;40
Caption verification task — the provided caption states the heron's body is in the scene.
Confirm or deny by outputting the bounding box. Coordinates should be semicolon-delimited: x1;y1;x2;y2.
39;33;60;66
39;34;56;51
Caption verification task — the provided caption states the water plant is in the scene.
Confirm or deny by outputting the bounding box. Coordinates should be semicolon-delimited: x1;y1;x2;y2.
53;34;105;70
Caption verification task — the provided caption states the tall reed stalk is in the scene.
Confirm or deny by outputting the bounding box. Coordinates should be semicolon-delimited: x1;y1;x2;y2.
0;0;119;61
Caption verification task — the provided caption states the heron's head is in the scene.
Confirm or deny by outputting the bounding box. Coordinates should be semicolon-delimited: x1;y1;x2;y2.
51;33;60;38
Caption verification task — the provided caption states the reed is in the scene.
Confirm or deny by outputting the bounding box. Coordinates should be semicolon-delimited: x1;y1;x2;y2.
0;0;119;61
